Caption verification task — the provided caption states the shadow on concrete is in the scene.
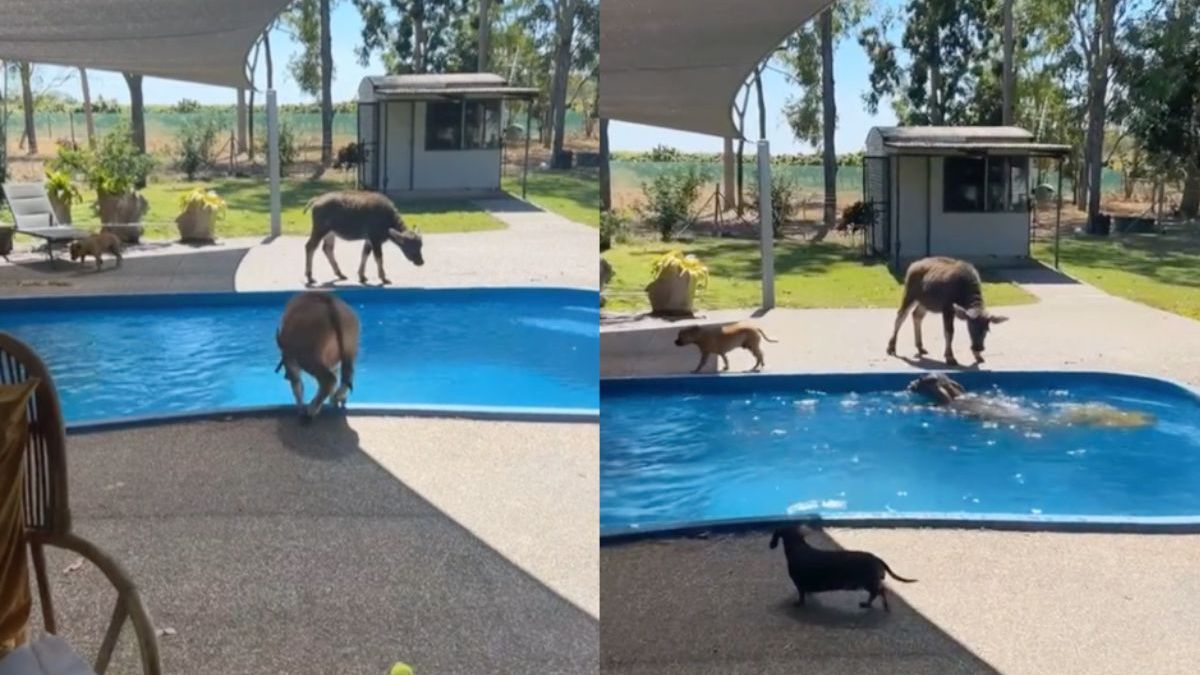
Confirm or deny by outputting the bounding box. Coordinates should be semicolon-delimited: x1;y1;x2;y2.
274;410;362;461
53;415;597;674
601;528;998;674
473;194;546;213
991;262;1081;286
896;354;982;372
0;248;249;297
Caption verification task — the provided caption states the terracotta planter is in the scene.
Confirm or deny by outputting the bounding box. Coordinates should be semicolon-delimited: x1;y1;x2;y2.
96;191;148;226
101;224;144;245
175;204;218;243
646;268;698;317
48;196;72;225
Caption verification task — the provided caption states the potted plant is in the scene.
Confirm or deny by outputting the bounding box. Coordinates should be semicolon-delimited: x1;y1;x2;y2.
645;250;708;317
175;187;226;243
44;170;83;225
81;126;153;243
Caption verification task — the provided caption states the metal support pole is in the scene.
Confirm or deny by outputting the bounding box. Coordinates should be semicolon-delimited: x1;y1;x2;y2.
757;140;775;310
267;90;281;238
522;104;532;200
1055;157;1063;270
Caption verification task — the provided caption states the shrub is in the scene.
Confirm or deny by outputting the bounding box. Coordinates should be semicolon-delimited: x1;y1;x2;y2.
745;174;799;238
599;209;631;251
176;117;221;179
639;166;709;241
840;201;875;231
174;98;202;113
49;124;154;197
647;144;682;162
333;142;367;170
178;187;228;221
255;122;298;172
44;170;83;207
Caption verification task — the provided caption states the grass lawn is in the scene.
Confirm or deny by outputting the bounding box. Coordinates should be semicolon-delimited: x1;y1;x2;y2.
54;177;504;241
604;237;1037;311
1032;225;1200;320
503;168;599;226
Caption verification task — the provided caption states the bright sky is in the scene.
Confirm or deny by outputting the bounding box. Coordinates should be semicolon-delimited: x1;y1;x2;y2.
610;37;898;155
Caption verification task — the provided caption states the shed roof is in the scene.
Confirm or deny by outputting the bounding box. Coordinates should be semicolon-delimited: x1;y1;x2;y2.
868;126;1071;157
599;0;833;138
0;0;290;89
359;73;538;101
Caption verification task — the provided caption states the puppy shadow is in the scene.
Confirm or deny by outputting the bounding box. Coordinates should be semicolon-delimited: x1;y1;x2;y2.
897;354;981;372
774;596;891;630
274;408;362;460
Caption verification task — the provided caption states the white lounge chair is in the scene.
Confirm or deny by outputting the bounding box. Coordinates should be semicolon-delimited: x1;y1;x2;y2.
1;183;91;262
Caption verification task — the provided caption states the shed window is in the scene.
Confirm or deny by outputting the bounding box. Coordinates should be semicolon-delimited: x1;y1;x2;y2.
943;156;1029;213
425;101;463;150
425;99;502;151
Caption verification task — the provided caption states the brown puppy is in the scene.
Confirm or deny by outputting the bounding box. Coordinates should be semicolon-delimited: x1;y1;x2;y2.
274;291;361;419
68;231;123;270
674;321;778;373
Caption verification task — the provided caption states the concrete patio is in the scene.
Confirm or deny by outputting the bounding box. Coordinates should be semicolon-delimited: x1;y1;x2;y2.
601;264;1200;387
2;197;600;672
600;266;1200;674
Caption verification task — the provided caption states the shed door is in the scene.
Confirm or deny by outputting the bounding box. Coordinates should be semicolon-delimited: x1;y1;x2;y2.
357;102;379;190
383;102;414;192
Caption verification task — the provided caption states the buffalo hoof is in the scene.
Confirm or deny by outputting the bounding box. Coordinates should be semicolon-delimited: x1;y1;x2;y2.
359;276;369;285
335;273;348;281
380;278;392;286
945;356;959;367
917;347;929;356
304;277;316;287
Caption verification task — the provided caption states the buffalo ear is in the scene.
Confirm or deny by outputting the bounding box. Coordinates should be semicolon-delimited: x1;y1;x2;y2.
990;315;1009;324
952;304;971;321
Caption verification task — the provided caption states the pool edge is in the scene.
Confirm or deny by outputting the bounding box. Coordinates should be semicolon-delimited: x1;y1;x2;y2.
68;403;599;434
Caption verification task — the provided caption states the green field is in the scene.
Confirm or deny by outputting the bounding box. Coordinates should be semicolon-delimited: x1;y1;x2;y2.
604;237;1037;311
1033;226;1200;320
504;169;599;226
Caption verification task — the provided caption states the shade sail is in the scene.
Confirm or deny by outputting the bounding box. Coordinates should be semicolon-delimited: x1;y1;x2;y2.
0;0;291;89
599;0;833;139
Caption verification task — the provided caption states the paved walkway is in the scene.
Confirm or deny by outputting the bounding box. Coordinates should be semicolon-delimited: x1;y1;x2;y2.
602;528;1200;675
47;416;597;674
601;264;1200;386
236;199;597;291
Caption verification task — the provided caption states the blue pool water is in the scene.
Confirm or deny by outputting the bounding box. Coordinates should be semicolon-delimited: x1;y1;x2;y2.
600;372;1200;533
0;288;598;423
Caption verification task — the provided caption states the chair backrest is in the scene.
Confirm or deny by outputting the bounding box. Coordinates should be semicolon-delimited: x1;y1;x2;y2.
2;183;57;230
0;333;71;538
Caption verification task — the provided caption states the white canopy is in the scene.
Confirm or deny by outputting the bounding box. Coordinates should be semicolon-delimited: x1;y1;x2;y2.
599;0;833;139
0;0;291;88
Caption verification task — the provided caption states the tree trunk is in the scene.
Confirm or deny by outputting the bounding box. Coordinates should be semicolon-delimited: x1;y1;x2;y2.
820;9;837;231
79;67;95;148
599;117;611;211
123;72;146;187
1182;169;1200;218
413;1;427;73
237;88;248;154
927;19;944;125
478;0;493;72
1085;0;1116;229
320;0;333;166
1002;0;1015;125
19;63;37;155
549;0;577;167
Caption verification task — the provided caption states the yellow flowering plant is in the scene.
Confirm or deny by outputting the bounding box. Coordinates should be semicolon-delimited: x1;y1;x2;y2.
178;188;227;221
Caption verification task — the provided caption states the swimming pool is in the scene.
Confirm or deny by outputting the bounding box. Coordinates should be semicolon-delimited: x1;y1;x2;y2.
0;287;598;425
600;371;1200;535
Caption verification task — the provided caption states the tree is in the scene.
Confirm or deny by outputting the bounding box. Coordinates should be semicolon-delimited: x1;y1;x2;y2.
1119;0;1200;216
123;73;146;155
286;0;336;166
1002;0;1015;124
1084;0;1119;227
79;67;95;148
859;0;1002;126
18;63;36;155
547;0;579;166
479;0;496;71
353;0;474;74
783;0;866;230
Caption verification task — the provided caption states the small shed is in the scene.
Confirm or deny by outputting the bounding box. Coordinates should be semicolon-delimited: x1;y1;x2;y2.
356;73;539;197
862;126;1070;270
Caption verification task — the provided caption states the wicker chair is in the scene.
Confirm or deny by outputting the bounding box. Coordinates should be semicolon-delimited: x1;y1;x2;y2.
0;333;161;675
